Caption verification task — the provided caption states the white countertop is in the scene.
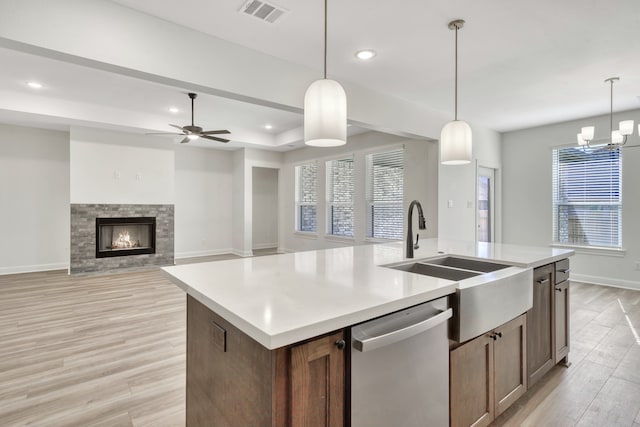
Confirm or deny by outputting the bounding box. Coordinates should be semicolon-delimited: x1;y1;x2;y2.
162;239;573;349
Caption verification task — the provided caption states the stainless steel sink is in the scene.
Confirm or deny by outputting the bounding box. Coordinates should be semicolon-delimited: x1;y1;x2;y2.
384;255;533;343
424;256;509;273
389;262;481;281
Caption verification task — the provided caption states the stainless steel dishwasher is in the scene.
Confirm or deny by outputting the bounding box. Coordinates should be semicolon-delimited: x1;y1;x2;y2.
351;297;452;427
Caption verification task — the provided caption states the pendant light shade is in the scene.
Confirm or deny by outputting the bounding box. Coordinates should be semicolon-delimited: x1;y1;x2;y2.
441;19;472;165
304;78;347;147
304;0;347;147
441;120;472;165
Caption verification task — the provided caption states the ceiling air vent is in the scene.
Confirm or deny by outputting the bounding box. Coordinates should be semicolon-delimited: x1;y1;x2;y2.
240;0;288;24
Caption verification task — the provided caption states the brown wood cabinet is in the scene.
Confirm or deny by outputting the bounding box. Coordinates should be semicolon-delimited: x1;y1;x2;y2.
527;263;555;387
290;331;345;427
450;314;527;427
186;295;346;427
494;315;528;416
554;260;570;365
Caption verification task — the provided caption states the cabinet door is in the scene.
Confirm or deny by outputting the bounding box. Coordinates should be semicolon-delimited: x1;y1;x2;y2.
494;314;527;417
450;334;495;427
527;263;555;387
290;331;345;427
554;280;570;363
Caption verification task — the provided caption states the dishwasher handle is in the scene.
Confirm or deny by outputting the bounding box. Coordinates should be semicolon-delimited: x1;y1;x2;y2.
353;308;453;353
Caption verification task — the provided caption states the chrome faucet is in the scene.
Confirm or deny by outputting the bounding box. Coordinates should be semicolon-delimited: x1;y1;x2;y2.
406;200;426;258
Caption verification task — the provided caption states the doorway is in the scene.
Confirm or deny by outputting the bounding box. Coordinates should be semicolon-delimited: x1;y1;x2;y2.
252;167;279;255
477;166;495;243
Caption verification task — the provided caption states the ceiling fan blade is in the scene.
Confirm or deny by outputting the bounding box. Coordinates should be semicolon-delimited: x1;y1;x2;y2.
169;124;186;131
200;129;231;135
200;135;230;143
179;136;191;144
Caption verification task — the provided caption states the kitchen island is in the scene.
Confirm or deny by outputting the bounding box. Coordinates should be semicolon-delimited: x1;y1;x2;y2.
162;239;573;426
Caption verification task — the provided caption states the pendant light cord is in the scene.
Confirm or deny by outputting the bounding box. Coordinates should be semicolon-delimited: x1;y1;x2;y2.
324;0;327;79
191;96;195;126
454;24;458;121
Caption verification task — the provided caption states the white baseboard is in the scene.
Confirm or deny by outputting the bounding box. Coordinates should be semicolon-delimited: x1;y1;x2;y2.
571;274;640;291
174;249;234;260
278;247;295;254
0;262;69;276
252;243;278;250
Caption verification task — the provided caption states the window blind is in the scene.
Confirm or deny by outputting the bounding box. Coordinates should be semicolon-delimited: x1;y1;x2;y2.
326;158;354;236
366;148;404;239
295;163;317;232
552;146;621;248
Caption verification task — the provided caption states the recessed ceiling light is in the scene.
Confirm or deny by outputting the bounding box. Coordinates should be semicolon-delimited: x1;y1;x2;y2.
27;81;43;89
355;50;376;60
264;124;273;130
168;107;179;113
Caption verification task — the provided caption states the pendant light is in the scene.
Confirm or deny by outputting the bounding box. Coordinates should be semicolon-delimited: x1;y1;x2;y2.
577;77;634;149
440;19;472;165
304;0;347;147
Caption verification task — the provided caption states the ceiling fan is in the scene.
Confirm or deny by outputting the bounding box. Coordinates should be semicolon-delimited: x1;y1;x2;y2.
148;93;231;143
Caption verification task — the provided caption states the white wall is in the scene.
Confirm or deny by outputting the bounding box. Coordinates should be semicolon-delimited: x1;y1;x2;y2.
70;127;174;204
502;108;640;290
0;124;70;274
232;149;247;256
252;167;278;249
438;125;502;242
280;131;438;253
174;146;233;258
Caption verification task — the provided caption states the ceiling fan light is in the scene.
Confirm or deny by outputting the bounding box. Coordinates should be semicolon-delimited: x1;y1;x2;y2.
611;130;623;145
581;126;595;141
187;134;199;140
441;120;472;165
619;120;634;136
304;78;347;147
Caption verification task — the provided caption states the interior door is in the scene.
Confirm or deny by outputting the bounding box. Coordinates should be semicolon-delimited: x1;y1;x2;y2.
477;167;495;242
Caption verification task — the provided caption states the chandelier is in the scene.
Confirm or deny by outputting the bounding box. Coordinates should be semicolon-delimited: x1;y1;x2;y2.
577;77;635;149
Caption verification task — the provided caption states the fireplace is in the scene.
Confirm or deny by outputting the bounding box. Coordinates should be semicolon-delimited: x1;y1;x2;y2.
96;217;156;258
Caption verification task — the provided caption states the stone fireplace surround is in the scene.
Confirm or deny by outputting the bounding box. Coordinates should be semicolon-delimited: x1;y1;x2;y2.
70;204;174;274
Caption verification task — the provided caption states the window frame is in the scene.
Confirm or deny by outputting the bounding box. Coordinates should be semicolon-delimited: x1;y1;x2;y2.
294;161;318;234
365;147;405;241
551;144;622;250
325;156;355;238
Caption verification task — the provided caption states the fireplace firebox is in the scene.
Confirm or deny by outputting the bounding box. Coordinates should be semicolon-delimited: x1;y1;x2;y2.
96;217;156;258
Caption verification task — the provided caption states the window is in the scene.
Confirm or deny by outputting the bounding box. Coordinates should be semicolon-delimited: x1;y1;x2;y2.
295;163;317;232
326;158;354;237
366;148;404;239
552;146;621;248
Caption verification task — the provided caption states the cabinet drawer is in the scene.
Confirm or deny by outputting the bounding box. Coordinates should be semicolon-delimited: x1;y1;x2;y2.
555;259;570;284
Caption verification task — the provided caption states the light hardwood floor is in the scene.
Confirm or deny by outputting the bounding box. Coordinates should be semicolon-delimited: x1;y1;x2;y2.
0;269;186;427
1;268;639;426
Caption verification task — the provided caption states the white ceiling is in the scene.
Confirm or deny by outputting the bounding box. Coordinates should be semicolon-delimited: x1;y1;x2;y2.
0;46;313;150
1;0;639;147
109;0;640;131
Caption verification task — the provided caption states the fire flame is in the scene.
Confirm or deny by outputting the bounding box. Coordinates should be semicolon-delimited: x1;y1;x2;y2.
111;230;139;249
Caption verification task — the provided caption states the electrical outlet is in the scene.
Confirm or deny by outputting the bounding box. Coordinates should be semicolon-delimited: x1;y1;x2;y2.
447;200;453;208
136;172;142;180
114;170;121;179
635;261;640;271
